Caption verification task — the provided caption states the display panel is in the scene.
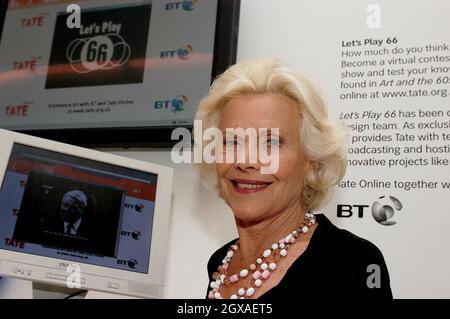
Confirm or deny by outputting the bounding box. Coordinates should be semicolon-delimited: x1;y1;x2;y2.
0;0;240;146
0;143;158;274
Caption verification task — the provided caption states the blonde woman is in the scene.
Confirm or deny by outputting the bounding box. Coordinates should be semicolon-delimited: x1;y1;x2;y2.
195;59;392;300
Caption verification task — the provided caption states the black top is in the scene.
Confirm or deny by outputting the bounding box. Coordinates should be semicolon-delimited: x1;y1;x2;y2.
206;214;393;299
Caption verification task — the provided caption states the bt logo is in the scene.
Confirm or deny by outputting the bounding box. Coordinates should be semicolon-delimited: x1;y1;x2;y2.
371;196;403;226
124;203;145;212
121;230;142;240
337;195;403;226
117;258;138;269
165;0;198;11
154;95;188;113
160;44;193;60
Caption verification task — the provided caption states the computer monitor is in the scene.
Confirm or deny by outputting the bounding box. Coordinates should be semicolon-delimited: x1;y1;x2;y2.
0;129;173;298
0;0;240;147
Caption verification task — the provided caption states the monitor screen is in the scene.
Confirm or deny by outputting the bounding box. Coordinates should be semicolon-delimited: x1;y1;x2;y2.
0;143;158;274
0;0;240;146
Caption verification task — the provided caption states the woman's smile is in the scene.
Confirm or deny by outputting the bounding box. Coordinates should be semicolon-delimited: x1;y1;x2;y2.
231;179;273;194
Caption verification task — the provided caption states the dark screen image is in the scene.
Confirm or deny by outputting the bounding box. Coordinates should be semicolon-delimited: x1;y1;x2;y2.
13;171;124;257
45;3;151;88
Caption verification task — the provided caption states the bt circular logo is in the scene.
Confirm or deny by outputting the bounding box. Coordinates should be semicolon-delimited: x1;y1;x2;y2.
182;0;196;11
371;195;403;226
177;44;193;60
128;258;138;269
135;203;144;212
171;95;188;113
132;231;141;240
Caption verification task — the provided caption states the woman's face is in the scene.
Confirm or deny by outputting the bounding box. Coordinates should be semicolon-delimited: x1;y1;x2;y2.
217;94;310;224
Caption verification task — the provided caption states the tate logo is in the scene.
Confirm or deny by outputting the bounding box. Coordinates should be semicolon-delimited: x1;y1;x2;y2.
21;15;45;28
13;57;41;71
5;104;30;117
4;238;25;249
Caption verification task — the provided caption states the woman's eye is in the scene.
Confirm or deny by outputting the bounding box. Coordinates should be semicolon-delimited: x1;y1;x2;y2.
224;139;238;147
267;138;280;146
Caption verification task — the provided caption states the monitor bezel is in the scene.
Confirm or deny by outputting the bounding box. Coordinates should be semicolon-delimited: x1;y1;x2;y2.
0;128;174;298
0;0;240;148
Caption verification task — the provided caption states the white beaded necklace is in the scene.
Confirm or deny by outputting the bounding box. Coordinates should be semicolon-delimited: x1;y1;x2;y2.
208;212;316;299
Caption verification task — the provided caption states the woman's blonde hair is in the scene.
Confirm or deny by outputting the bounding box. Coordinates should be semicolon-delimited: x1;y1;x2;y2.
194;58;347;210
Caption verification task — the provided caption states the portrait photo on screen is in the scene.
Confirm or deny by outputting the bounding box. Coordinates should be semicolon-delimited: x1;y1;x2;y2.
13;171;124;257
45;3;151;89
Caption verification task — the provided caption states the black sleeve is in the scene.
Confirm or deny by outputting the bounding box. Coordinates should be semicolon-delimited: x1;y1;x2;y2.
344;231;393;299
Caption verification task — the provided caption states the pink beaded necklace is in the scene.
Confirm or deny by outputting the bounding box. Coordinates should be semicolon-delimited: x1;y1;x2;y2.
208;212;317;299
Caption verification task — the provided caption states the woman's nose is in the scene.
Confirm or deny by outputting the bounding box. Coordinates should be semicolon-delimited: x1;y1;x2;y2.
234;159;261;172
231;139;262;171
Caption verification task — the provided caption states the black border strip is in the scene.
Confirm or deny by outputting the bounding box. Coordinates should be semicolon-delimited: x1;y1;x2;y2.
0;0;7;42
